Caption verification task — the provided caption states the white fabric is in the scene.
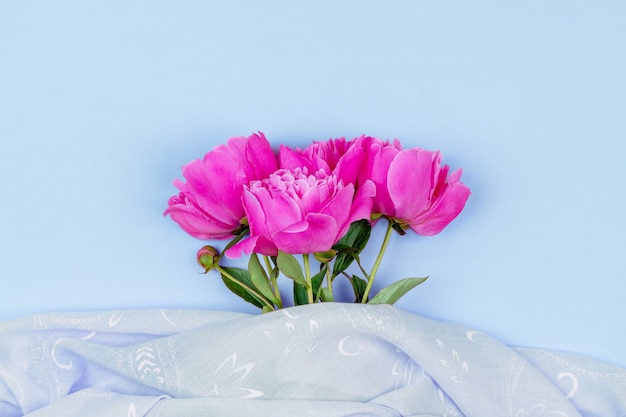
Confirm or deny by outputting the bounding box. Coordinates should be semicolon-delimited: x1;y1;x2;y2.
1;303;624;416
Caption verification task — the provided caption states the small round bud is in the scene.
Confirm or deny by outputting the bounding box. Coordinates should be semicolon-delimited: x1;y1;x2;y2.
314;249;336;263
196;245;220;273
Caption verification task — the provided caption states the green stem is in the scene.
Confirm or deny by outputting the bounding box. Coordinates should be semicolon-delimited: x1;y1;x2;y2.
352;255;370;280
326;265;333;294
361;220;394;303
303;254;314;304
263;255;274;273
264;255;282;308
215;265;275;311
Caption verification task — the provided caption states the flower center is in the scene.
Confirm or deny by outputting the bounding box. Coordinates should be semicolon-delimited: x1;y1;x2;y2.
251;167;339;199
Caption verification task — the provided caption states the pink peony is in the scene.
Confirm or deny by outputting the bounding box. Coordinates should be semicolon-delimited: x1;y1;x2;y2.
355;136;470;236
386;148;470;235
225;167;375;257
164;132;278;239
279;135;385;190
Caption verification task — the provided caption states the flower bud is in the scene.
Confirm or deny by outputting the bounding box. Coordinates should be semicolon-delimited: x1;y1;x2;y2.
196;245;220;273
314;249;336;263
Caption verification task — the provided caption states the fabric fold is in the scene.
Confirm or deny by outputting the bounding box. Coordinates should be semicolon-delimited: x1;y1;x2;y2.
0;304;624;417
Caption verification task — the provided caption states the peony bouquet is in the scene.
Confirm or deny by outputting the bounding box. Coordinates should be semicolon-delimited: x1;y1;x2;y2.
165;132;470;312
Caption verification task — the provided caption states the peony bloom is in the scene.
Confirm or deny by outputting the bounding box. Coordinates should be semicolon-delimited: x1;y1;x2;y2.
359;138;470;236
278;137;354;175
279;135;387;190
164;132;278;239
225;167;375;257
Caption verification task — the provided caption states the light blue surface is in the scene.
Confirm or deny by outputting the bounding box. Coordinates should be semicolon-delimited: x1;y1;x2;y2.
1;1;625;368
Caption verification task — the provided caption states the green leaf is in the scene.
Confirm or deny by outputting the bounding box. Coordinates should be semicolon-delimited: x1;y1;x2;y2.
293;282;308;305
332;220;372;277
248;253;278;305
350;275;368;303
220;266;267;308
311;267;327;298
276;251;306;287
293;267;325;305
368;277;428;305
391;221;407;236
319;287;334;302
334;219;372;251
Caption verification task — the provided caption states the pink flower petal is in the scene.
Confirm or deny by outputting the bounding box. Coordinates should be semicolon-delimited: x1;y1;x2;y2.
225;234;278;258
164;203;234;239
408;181;471;235
319;184;355;230
344;179;376;229
245;132;278;178
278;144;314;172
387;149;438;221
271;213;338;254
362;138;401;216
246;186;304;234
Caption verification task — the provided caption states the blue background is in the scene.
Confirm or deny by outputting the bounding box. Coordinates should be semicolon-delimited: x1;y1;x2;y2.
1;1;625;367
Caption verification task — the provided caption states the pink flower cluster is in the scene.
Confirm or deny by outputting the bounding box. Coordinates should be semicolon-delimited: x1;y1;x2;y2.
165;132;470;257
